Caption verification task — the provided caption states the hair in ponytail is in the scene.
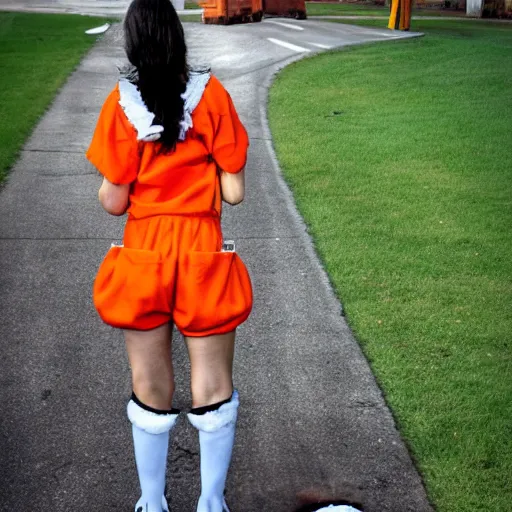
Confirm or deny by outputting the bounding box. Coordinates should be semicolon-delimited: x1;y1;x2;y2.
124;0;188;152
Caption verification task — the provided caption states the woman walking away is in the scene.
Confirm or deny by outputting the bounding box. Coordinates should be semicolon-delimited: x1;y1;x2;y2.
86;1;252;511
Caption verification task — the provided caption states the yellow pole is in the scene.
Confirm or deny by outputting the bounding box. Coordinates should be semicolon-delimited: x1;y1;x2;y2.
388;0;399;30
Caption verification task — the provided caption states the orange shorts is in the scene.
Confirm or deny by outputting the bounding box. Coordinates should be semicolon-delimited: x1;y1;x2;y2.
93;215;253;335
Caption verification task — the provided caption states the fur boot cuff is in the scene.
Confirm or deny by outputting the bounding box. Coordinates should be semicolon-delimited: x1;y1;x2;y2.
187;390;239;433
127;399;179;435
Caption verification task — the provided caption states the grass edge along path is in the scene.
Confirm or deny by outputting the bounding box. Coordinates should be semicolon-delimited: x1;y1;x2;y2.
305;1;465;17
268;20;512;512
0;12;109;183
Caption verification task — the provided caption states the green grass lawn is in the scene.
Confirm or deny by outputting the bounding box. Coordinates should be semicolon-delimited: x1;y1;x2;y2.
180;1;203;22
305;1;463;16
306;1;390;16
268;20;512;512
0;12;108;183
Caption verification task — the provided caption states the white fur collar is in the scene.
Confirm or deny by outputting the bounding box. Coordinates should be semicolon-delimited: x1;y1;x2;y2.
179;70;211;140
118;70;211;143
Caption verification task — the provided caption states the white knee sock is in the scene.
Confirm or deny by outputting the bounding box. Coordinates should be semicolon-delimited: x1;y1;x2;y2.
187;390;239;512
127;395;179;512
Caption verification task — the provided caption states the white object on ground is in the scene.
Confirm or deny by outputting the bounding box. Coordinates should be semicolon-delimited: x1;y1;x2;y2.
85;23;110;35
316;506;362;512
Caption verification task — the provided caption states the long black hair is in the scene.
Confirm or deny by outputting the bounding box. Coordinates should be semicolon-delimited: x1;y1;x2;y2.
124;0;188;152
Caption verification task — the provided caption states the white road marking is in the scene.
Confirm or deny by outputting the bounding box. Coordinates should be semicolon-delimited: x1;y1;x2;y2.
265;20;304;31
373;31;401;37
335;24;397;38
309;42;333;49
356;28;401;38
267;38;311;53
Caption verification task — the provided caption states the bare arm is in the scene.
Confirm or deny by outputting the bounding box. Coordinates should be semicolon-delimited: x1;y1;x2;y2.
98;177;130;216
219;167;245;205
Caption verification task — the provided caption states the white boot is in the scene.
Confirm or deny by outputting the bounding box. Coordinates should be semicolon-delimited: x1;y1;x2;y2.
316;506;363;512
187;391;239;512
127;395;179;512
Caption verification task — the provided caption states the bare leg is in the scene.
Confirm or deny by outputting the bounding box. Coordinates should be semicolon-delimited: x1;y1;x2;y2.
124;323;176;512
185;331;235;408
186;331;238;512
125;322;174;409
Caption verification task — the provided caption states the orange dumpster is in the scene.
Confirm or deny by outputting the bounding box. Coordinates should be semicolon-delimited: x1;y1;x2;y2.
263;0;306;19
200;0;263;24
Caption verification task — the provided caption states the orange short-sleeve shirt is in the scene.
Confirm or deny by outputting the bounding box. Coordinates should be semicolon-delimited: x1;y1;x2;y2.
86;75;249;219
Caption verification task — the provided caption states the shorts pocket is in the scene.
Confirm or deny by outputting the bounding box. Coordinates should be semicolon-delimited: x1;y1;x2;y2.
93;246;170;330
175;251;253;336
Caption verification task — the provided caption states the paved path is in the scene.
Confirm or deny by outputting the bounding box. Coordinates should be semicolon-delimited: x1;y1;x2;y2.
0;19;432;512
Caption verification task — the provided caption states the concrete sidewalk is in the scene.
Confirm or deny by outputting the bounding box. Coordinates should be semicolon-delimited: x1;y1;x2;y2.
0;21;432;512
